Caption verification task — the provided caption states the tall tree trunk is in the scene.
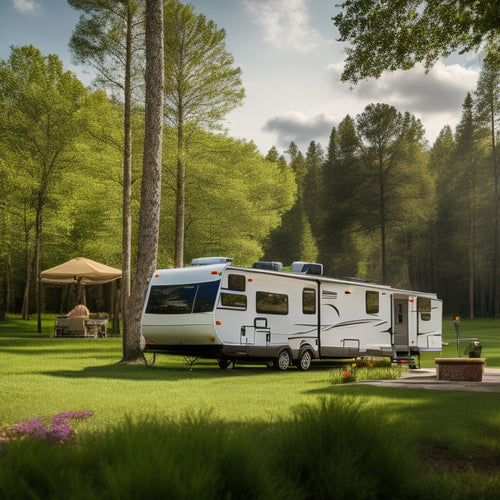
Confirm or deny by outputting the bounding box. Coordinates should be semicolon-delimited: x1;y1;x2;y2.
122;0;164;363
491;110;498;316
469;244;475;319
379;175;386;284
120;2;134;335
469;160;477;319
21;203;32;321
174;120;185;268
0;255;11;321
35;193;43;333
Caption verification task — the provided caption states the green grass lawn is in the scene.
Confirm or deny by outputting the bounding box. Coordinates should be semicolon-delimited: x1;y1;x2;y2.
1;315;499;439
1;315;500;498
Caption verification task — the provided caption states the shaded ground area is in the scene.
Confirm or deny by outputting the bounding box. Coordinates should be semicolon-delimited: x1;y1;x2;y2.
423;446;500;474
358;368;500;392
358;367;500;475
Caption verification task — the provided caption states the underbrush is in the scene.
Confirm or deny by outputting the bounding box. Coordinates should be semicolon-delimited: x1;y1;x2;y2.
330;358;407;384
1;398;499;500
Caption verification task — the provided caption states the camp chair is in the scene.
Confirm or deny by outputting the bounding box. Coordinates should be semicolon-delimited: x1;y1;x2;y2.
67;316;89;337
54;316;69;337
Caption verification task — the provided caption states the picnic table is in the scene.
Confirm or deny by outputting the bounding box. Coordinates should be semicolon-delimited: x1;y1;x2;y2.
54;314;108;338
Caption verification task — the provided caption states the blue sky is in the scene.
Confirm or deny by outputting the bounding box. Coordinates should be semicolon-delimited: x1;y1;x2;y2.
0;0;481;155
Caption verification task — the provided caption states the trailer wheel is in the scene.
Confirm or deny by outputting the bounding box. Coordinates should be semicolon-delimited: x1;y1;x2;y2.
295;349;312;371
275;349;291;371
218;359;231;370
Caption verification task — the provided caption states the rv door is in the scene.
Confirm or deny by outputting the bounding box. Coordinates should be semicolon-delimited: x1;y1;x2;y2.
393;296;418;353
417;298;442;351
393;297;409;352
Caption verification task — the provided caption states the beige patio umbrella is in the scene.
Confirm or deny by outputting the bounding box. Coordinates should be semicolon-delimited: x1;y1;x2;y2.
41;257;122;305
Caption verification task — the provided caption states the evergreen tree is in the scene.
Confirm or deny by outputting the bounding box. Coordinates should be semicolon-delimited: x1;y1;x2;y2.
356;103;427;283
263;142;319;264
265;146;280;162
475;47;500;314
451;93;489;317
304;141;324;241
320;117;362;277
429;126;456;296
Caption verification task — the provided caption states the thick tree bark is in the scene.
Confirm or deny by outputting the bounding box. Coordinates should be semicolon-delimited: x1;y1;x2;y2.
121;0;164;363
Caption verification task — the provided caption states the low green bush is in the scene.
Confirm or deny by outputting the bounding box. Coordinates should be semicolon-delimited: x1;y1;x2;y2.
269;397;419;499
1;412;286;500
3;398;497;500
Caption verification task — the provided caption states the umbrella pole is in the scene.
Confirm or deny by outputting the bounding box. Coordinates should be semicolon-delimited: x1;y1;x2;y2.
77;279;86;306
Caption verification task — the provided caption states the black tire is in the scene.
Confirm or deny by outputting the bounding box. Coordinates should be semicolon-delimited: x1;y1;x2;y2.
275;349;290;371
295;349;312;371
218;359;231;370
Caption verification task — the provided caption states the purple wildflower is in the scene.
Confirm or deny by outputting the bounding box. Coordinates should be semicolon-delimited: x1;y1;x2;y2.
9;411;93;444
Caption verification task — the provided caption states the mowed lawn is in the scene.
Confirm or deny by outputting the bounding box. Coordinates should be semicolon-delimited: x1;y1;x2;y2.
1;314;500;452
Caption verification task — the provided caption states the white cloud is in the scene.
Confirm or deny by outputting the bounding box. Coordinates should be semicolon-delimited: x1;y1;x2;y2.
325;61;480;142
329;62;479;115
243;0;322;53
12;0;40;14
263;111;335;148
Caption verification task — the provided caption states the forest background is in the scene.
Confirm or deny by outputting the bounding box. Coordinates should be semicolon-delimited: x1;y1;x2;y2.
0;0;499;322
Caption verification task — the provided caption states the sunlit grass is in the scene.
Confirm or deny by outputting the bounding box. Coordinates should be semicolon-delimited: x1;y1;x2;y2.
1;314;500;440
1;315;500;497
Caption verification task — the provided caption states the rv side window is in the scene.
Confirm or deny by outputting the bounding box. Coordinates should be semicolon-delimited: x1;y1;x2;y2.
256;292;288;315
220;292;247;310
194;281;221;313
418;297;431;321
366;291;379;314
303;288;316;314
146;281;219;314
228;274;246;291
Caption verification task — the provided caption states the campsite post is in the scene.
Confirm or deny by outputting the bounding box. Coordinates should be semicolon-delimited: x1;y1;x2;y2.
454;317;460;356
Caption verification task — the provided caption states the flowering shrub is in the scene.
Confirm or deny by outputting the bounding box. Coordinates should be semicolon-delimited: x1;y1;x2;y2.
354;357;392;368
331;362;406;384
329;368;357;384
5;411;94;444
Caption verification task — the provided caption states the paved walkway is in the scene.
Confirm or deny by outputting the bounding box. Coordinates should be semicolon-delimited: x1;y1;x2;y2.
358;367;500;392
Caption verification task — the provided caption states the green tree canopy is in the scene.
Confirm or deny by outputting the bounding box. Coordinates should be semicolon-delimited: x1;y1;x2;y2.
69;0;147;306
334;0;500;83
0;45;91;330
160;131;296;267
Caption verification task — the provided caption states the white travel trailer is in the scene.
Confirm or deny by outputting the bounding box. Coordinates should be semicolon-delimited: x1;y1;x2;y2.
141;260;442;370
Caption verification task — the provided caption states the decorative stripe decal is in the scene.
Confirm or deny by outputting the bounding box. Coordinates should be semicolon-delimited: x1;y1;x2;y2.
321;319;389;333
323;304;340;316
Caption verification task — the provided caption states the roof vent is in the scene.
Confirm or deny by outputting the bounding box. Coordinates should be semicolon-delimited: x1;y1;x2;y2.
191;257;234;266
252;261;283;272
291;261;323;275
